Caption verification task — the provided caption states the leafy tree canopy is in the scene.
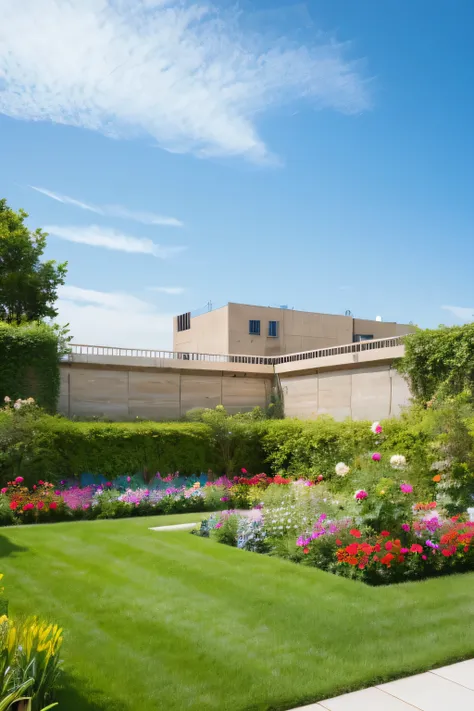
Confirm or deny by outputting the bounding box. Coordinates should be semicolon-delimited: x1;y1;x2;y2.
0;198;67;324
397;323;474;402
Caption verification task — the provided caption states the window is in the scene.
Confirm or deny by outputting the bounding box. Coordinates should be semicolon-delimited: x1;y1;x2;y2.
353;334;374;342
249;319;261;335
177;312;191;332
268;320;279;338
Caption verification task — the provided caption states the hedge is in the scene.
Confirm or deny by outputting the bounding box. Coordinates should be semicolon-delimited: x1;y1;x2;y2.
0;408;440;486
0;416;216;485
0;322;60;412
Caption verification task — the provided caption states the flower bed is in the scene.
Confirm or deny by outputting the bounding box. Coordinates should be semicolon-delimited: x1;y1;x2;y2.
0;470;292;526
194;421;474;585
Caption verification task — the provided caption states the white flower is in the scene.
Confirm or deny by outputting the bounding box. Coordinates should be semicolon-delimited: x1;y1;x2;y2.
335;462;350;477
13;402;22;410
371;421;383;434
3;396;11;403
430;460;451;472
390;454;407;470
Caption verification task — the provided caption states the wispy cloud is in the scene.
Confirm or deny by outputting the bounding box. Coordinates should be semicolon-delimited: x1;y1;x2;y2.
57;285;173;348
30;186;182;227
0;0;370;162
46;224;186;258
148;286;185;295
442;305;474;323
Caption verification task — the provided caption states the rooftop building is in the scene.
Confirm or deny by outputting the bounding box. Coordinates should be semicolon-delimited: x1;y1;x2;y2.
173;302;415;357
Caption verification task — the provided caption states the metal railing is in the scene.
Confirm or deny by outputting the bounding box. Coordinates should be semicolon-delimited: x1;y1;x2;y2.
66;336;403;367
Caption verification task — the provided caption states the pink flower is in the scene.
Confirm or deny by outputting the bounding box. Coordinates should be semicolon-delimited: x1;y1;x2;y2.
422;555;427;560
401;548;409;554
36;501;44;510
23;503;34;511
106;482;112;487
127;476;131;483
55;490;60;496
400;483;413;494
15;476;24;484
401;524;410;532
241;468;248;474
1;487;7;495
355;489;368;500
372;453;381;462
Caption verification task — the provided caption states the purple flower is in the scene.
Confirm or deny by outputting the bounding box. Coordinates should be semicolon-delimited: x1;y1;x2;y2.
221;496;230;502
372;453;381;462
425;539;439;550
400;483;413;494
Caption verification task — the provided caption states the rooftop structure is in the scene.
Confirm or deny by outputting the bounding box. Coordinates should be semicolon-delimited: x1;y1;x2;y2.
173;302;415;357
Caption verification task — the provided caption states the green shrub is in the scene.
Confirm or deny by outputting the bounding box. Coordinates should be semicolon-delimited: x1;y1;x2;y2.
0;322;61;412
0;414;217;485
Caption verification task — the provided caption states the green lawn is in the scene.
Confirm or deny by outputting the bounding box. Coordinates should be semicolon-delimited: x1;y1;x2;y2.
1;515;474;711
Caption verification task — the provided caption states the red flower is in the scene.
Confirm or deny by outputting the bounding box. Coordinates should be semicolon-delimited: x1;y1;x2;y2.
336;539;342;545
38;480;44;485
49;502;58;510
451;515;460;522
350;529;361;538
381;553;394;567
410;544;423;554
241;468;248;474
9;501;18;510
23;503;34;511
464;546;469;553
374;543;381;552
346;543;359;555
385;541;393;551
381;531;390;537
303;547;309;554
36;501;44;510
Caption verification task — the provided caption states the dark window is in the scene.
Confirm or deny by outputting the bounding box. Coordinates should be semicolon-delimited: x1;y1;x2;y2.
268;320;279;337
177;312;191;332
353;334;374;342
249;319;261;335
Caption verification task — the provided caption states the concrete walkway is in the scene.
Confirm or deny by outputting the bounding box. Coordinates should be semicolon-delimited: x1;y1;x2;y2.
291;660;474;710
149;523;198;531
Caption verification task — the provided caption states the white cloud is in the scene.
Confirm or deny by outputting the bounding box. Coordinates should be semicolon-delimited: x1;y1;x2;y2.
148;286;185;295
0;0;370;161
442;305;474;323
45;224;186;258
57;285;173;349
30;186;183;227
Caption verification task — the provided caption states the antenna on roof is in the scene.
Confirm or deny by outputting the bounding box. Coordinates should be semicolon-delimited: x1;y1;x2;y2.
345;309;353;317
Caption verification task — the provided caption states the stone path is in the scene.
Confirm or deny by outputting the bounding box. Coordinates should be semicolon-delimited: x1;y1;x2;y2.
290;659;474;710
149;523;198;531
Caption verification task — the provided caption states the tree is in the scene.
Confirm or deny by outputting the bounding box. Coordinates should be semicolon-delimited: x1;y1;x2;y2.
0;198;67;324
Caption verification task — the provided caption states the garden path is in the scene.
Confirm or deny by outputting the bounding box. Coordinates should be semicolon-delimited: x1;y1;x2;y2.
291;659;474;710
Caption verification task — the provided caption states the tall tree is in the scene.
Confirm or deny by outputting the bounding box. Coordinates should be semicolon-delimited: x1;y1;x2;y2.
0;198;67;324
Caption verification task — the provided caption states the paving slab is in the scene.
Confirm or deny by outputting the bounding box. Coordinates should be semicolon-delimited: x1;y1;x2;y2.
378;670;474;710
431;659;474;690
149;523;198;531
289;660;474;711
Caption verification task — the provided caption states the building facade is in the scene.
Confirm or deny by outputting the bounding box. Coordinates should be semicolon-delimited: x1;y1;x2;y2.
173;302;415;356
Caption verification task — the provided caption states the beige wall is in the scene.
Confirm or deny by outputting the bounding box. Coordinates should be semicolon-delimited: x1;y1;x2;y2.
59;363;271;420
280;365;411;422
173;306;229;354
173;303;415;357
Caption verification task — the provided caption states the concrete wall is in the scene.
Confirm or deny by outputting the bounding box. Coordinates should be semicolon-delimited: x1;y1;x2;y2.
173;306;229;354
173;302;415;357
59;363;271;420
280;365;411;421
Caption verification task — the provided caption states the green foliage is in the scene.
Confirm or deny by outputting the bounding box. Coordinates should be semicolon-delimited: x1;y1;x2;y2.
0;198;67;324
261;417;375;476
397;323;474;402
185;405;266;474
212;513;239;546
0;412;215;485
0;322;61;412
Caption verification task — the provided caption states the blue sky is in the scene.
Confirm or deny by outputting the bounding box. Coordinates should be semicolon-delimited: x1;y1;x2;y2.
0;0;473;349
